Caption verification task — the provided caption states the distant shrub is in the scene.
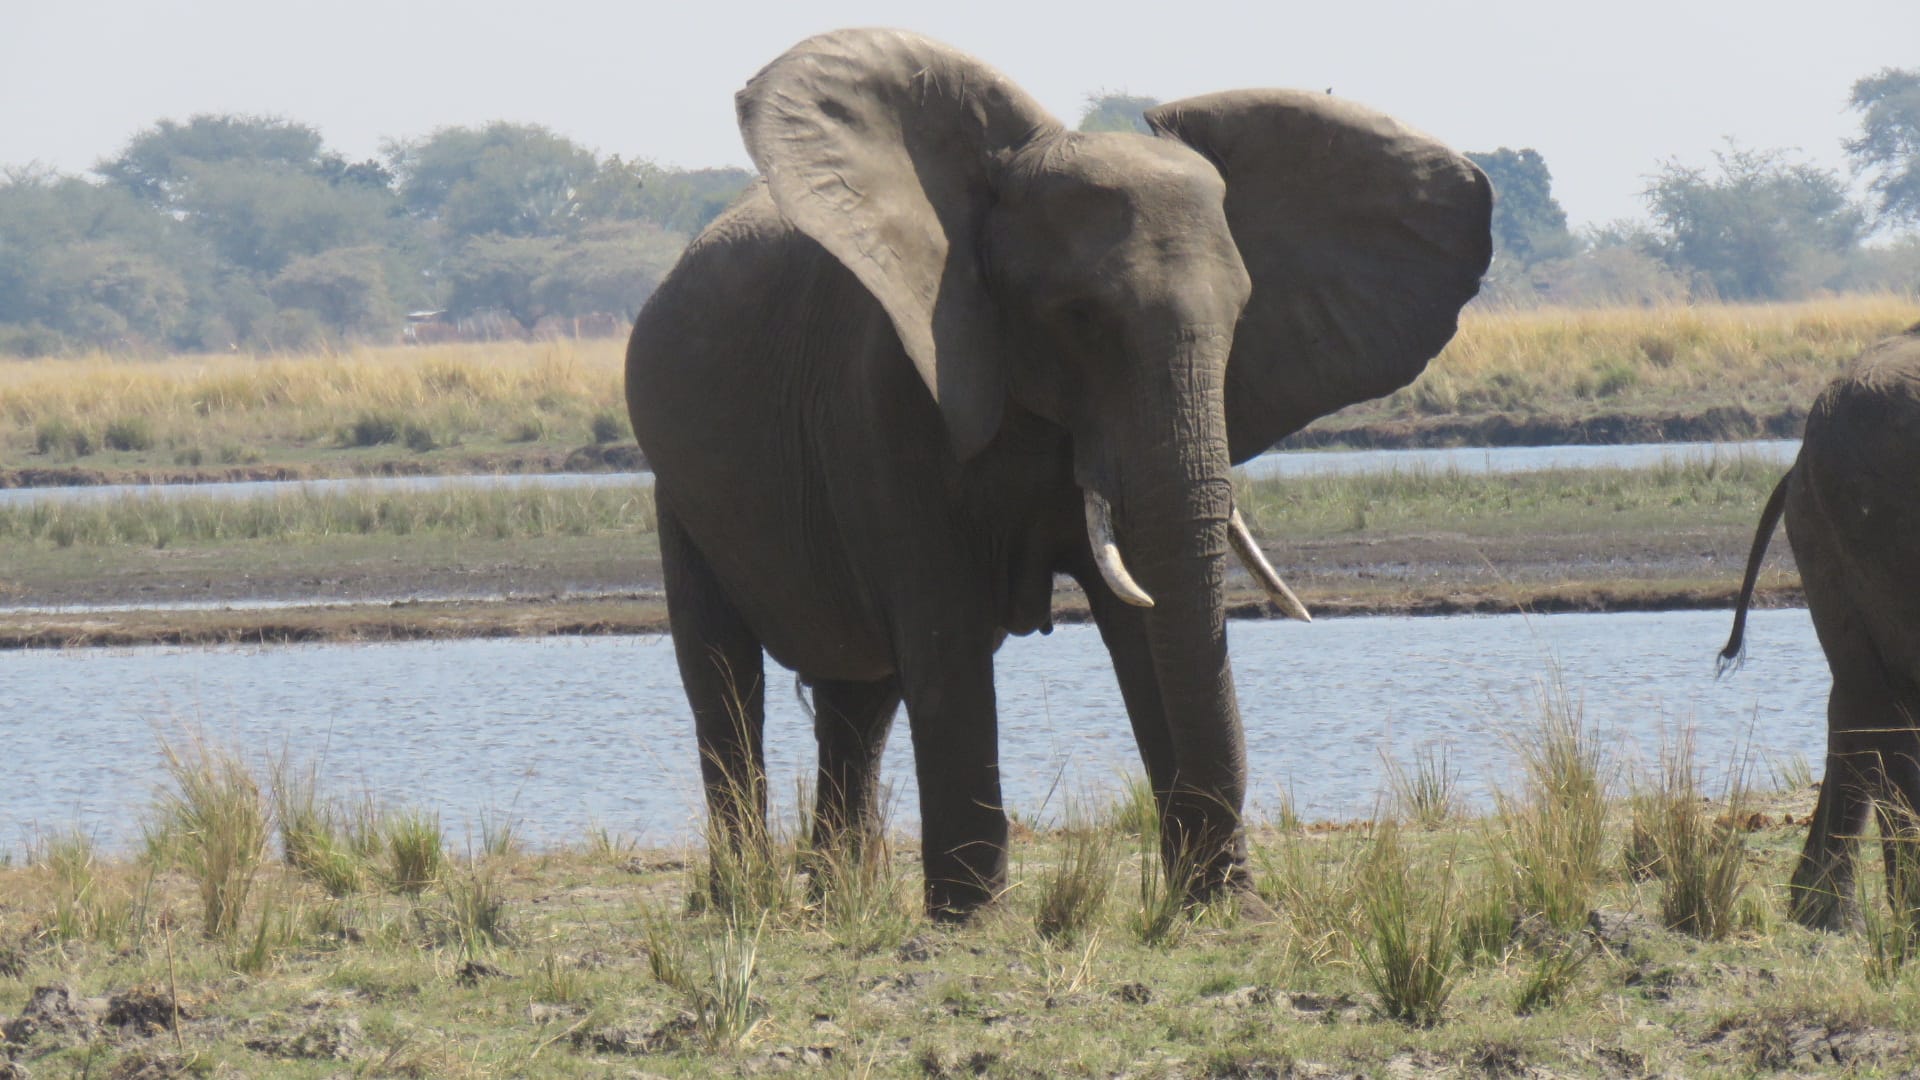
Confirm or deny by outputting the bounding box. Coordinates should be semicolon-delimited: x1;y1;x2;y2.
402;422;437;453
1574;359;1635;397
340;412;401;447
103;417;154;451
590;411;628;444
34;420;93;458
0;323;67;358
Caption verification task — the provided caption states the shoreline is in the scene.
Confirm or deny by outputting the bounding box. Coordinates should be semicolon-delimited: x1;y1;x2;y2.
0;406;1807;491
0;582;1802;650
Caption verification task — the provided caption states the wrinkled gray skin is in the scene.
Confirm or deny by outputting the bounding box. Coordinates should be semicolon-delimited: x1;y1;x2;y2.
627;29;1492;918
1723;326;1920;930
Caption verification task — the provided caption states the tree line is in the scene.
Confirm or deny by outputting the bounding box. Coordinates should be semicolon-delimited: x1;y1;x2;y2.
3;68;1917;356
0;118;752;355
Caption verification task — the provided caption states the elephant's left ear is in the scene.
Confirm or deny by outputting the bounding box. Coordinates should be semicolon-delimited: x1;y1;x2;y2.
1146;91;1493;463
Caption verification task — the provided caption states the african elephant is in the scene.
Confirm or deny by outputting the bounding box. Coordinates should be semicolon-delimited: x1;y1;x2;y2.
1722;325;1920;930
626;29;1492;918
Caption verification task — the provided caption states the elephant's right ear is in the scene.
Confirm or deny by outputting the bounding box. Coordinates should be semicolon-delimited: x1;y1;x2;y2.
736;29;1061;460
1146;91;1493;463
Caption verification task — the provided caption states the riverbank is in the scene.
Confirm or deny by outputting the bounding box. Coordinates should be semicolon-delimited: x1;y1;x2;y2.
0;580;1805;650
3;298;1914;488
3;720;1912;1078
0;462;1801;648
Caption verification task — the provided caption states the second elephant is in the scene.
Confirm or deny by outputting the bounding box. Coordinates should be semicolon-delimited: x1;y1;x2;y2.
1723;324;1920;929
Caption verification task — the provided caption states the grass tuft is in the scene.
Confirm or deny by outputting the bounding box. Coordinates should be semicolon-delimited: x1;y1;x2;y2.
156;729;270;938
442;863;510;960
810;837;914;956
643;908;766;1052
1355;823;1462;1026
383;809;444;895
1512;939;1592;1015
1384;745;1460;829
1034;806;1120;942
1494;674;1611;931
1631;729;1752;940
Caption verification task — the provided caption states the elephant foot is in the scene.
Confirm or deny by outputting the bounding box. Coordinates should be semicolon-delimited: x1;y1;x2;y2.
1788;860;1861;932
1228;884;1283;925
924;875;1001;923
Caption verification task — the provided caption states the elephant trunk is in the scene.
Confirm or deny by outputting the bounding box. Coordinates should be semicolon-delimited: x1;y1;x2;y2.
1114;333;1247;895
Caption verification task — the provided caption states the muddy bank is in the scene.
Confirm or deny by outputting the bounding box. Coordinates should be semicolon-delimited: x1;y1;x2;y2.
0;507;1803;648
1281;404;1807;450
0;582;1804;650
0;444;648;490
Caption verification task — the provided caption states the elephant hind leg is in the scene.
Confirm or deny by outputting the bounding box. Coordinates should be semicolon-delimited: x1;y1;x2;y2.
1790;666;1909;930
809;676;902;853
659;503;769;863
1873;698;1920;921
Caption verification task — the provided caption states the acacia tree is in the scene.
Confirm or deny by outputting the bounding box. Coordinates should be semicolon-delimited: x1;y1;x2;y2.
1847;67;1920;231
1642;143;1865;300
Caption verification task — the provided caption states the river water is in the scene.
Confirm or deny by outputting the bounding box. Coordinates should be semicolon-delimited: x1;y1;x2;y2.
0;440;1800;508
0;609;1827;857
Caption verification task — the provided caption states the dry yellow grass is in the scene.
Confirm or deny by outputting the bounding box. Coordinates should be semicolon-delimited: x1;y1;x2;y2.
0;338;627;462
1381;295;1920;420
4;298;1918;465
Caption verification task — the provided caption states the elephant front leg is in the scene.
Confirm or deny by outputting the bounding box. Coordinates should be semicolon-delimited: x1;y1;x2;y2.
898;638;1007;920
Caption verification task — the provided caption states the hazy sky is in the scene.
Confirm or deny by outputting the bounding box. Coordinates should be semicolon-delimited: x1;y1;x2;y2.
5;0;1915;228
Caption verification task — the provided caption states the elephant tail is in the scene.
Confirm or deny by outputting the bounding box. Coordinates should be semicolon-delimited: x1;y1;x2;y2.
1718;468;1793;676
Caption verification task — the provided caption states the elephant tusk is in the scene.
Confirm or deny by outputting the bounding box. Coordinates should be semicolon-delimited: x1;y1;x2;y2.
1228;508;1312;623
1083;490;1155;608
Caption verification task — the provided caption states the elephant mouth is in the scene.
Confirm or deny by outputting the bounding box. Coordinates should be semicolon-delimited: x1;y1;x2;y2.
1080;488;1311;622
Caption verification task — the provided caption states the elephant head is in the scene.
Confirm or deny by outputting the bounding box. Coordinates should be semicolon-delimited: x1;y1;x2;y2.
737;29;1491;885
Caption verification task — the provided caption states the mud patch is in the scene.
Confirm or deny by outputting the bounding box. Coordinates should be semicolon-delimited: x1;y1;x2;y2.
574;1012;697;1055
1710;1015;1910;1070
244;1016;363;1060
103;1053;195;1080
105;987;182;1037
3;984;97;1046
